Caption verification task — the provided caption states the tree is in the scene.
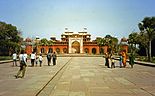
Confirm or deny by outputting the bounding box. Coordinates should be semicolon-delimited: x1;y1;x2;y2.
104;35;118;55
128;32;139;53
138;17;155;61
96;37;106;54
138;32;149;57
48;40;54;46
38;38;49;46
110;37;118;53
96;37;106;46
38;38;54;46
0;21;22;55
96;35;119;56
128;32;139;47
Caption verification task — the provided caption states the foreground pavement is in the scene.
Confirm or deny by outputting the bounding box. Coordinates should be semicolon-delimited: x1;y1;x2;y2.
0;57;71;96
49;57;155;96
0;57;155;96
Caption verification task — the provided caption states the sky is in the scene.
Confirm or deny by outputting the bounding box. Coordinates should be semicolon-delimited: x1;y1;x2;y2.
0;0;155;40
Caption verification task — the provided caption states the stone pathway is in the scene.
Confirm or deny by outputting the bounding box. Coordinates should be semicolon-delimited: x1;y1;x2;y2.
0;57;155;96
0;57;71;96
49;57;155;96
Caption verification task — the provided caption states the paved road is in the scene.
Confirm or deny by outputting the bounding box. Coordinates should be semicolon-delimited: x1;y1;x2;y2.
0;57;155;96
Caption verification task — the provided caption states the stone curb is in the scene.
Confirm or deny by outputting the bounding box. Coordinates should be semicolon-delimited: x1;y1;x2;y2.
114;58;155;67
0;60;13;64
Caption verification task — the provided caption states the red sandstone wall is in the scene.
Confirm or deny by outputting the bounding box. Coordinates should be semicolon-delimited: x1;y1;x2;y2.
38;45;68;54
83;45;100;54
25;45;32;55
25;45;111;55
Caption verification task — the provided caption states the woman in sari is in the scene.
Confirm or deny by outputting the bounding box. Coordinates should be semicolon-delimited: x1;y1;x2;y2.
122;51;127;68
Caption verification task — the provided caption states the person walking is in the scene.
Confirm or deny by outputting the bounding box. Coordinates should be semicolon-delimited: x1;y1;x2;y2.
30;52;36;67
111;57;115;68
129;53;135;68
105;53;110;68
15;50;27;78
52;52;57;65
119;54;123;68
24;51;28;62
47;52;52;66
19;52;23;63
12;52;17;66
39;54;43;67
35;56;39;67
122;51;127;68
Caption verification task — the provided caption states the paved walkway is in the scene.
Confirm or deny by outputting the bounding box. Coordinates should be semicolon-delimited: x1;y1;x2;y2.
0;57;155;96
0;57;71;96
49;57;155;96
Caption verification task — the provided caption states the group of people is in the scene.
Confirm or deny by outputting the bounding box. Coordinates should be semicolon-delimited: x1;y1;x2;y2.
46;52;57;66
105;53;116;68
104;51;135;68
30;52;43;67
12;51;28;67
13;51;57;79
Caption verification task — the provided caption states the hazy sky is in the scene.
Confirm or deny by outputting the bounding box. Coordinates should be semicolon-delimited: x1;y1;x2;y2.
0;0;155;40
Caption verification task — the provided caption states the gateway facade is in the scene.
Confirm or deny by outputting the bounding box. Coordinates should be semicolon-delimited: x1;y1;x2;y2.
25;30;108;55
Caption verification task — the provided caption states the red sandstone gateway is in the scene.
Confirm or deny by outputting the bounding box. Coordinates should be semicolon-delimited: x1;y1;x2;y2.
25;29;127;55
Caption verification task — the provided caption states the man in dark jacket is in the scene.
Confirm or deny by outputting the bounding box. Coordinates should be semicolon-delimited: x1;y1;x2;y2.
129;53;135;68
47;52;52;66
52;52;57;65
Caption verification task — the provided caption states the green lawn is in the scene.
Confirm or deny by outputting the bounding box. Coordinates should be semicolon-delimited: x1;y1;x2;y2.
136;56;155;63
0;56;12;61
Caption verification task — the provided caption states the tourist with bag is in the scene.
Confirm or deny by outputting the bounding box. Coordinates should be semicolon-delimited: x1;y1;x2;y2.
15;50;27;78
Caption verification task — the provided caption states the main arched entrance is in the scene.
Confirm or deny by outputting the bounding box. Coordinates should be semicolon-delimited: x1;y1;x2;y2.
71;41;80;53
68;37;83;53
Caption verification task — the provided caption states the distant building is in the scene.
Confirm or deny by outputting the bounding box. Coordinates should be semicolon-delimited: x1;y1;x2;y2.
25;29;106;54
25;29;127;55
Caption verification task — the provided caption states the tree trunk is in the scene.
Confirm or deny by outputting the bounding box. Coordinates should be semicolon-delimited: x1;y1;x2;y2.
148;40;152;61
145;47;148;60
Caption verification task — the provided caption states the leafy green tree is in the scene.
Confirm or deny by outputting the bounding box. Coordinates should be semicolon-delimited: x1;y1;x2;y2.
104;35;118;55
138;32;149;57
128;32;139;53
96;37;106;54
112;38;118;54
138;16;155;61
48;40;54;46
96;35;119;56
38;38;49;46
38;38;54;46
128;32;139;47
0;21;22;55
96;37;105;46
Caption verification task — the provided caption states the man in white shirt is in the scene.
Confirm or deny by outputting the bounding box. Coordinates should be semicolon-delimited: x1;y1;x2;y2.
24;52;28;62
15;50;27;78
30;52;36;67
19;53;23;62
12;52;17;66
39;54;43;67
